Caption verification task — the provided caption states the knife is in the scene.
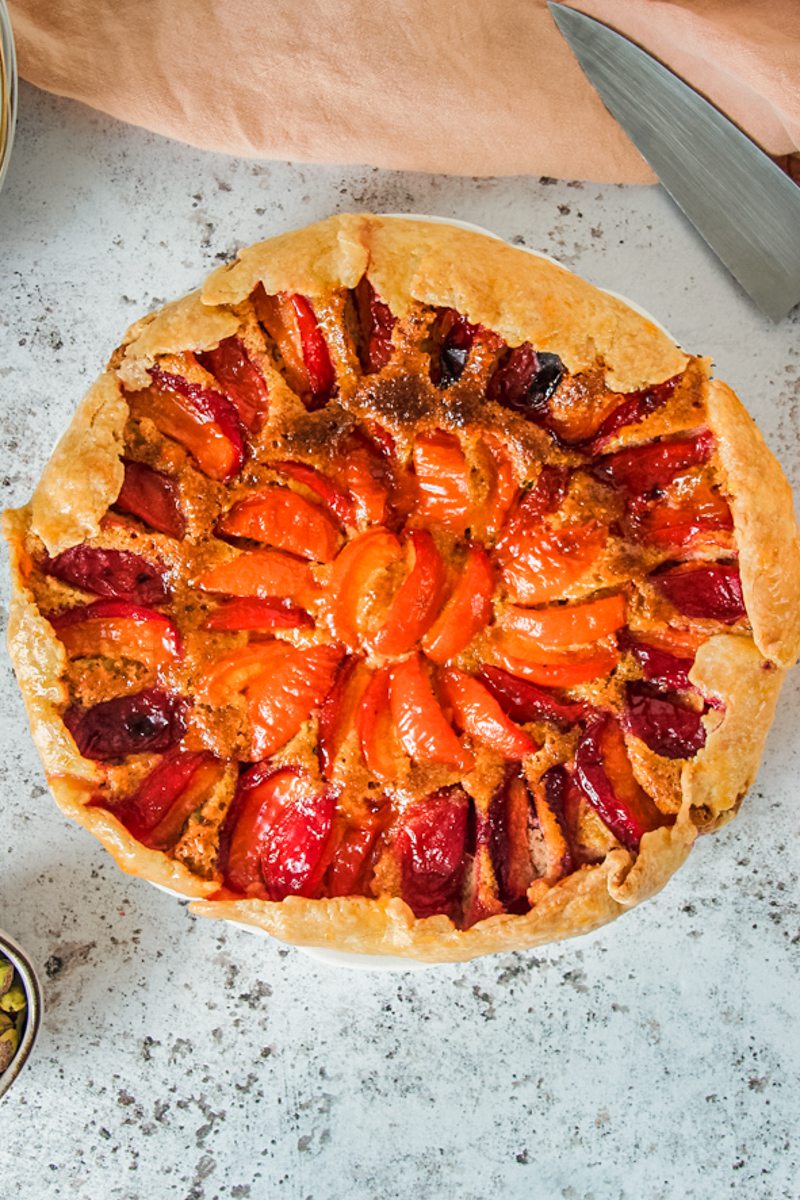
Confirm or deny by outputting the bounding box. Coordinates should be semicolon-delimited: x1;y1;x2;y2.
548;3;800;321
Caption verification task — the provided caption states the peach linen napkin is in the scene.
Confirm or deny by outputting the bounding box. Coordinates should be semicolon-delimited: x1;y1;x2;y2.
7;0;800;183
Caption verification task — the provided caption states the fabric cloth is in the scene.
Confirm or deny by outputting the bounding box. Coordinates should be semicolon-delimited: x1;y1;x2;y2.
8;0;800;183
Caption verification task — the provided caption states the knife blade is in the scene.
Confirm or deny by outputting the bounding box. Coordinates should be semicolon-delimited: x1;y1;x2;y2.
548;3;800;321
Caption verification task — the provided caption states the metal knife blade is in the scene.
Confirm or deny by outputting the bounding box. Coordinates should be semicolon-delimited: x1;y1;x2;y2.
549;3;800;321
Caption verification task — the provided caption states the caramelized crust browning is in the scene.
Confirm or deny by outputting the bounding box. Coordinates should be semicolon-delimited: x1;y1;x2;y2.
5;215;799;961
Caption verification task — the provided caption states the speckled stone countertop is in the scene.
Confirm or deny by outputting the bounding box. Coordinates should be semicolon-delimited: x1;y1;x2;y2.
0;82;798;1200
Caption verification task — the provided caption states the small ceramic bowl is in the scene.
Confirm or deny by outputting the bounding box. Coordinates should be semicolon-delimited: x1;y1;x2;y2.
0;0;18;194
0;929;43;1101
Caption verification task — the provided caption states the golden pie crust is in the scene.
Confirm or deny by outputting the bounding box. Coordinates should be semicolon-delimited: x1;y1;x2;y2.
5;214;800;962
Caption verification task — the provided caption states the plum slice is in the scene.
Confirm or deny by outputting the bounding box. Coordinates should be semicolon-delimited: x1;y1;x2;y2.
495;366;680;451
497;514;607;607
395;786;470;919
429;309;479;388
490;638;618;688
50;600;182;672
585;375;680;452
422;544;494;665
369;529;448;656
103;749;223;849
390;653;474;771
594;430;714;494
196;335;268;432
461;797;506;928
317;655;371;780
495;466;607;605
479;435;520;540
290;295;337;408
255;290;336;410
260;782;337;902
218;763;291;897
624;682;706;759
220;764;337;900
485;768;534;911
533;767;575;883
574;713;669;851
201;641;342;761
625;474;733;549
492;463;569;549
336;428;394;528
202;597;312;632
478;664;590;728
499;592;627;650
487;343;564;418
196;549;318;607
272;460;355;527
328;527;402;649
64;688;187;760
617;629;694;692
440;667;537;760
412;430;473;533
42;545;168;605
219;485;343;563
326;810;387;898
356;665;408;783
113;460;186;540
354;277;396;374
654;563;746;624
144;367;246;481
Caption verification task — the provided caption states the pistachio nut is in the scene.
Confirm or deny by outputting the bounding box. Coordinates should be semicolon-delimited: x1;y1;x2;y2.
0;984;25;1014
0;1026;18;1073
0;958;12;994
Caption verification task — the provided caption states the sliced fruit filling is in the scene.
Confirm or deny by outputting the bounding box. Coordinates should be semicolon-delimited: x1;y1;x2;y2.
254;290;336;409
98;749;225;850
395;787;470;919
196;336;269;432
113;459;186;539
220;765;337;900
35;285;751;929
354;278;396;374
43;545;169;604
51;600;182;672
219;485;343;562
131;365;245;481
574;715;670;851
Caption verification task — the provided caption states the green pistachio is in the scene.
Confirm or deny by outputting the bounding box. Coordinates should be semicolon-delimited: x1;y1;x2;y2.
0;1027;18;1073
0;958;13;994
0;984;26;1014
0;1012;12;1033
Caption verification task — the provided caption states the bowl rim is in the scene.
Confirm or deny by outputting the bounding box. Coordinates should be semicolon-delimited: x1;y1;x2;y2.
0;928;43;1101
0;0;18;195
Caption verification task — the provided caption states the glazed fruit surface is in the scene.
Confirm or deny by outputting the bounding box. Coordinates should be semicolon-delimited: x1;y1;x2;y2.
21;276;751;928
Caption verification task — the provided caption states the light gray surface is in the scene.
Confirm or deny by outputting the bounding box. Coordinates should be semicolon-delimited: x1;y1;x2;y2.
0;83;798;1200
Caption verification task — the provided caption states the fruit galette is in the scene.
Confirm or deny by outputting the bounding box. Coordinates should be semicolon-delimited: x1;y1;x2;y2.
6;215;800;962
